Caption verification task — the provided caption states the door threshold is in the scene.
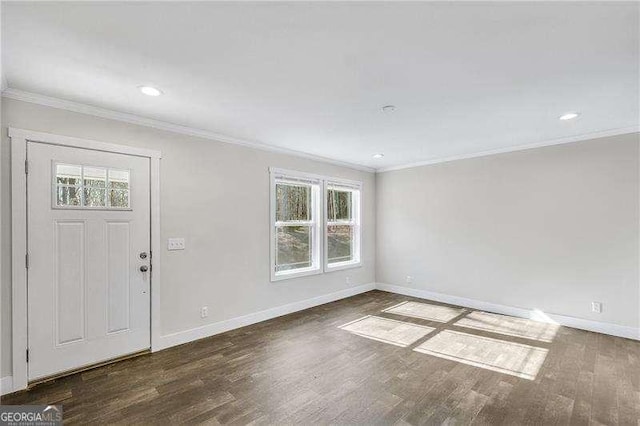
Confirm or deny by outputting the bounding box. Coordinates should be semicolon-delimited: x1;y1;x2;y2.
28;349;150;388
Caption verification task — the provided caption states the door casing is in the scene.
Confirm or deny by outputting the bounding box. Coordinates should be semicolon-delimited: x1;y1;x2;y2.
10;127;162;392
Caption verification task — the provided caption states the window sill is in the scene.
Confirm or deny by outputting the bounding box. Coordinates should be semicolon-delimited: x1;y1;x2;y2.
271;267;322;282
325;261;362;273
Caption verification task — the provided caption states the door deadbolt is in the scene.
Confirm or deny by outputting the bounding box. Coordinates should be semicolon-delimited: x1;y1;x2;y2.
139;252;148;259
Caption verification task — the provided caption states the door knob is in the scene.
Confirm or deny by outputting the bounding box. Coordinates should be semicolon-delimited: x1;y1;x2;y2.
140;265;149;272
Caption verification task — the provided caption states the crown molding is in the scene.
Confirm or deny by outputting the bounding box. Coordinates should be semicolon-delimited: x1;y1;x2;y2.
4;88;637;175
377;126;640;173
1;88;375;173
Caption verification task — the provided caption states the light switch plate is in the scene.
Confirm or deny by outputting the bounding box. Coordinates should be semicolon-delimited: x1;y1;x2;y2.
168;238;185;251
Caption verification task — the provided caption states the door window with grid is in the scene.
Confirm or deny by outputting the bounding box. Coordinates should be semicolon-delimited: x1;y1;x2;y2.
54;163;130;209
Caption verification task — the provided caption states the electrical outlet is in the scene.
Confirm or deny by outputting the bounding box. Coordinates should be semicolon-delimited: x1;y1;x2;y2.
591;302;602;313
168;238;185;251
201;306;208;318
346;276;352;284
406;275;413;284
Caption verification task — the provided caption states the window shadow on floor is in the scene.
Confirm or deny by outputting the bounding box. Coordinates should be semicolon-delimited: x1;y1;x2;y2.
339;300;555;380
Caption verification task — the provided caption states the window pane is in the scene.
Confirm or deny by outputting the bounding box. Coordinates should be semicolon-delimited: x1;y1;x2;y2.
328;189;352;221
276;183;311;221
276;226;311;272
84;167;107;187
56;186;81;206
109;169;130;189
328;225;353;264
109;189;130;208
53;164;133;210
56;164;82;185
84;187;107;207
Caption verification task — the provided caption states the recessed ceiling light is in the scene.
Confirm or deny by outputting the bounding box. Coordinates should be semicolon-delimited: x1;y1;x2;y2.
381;105;396;113
372;153;385;159
559;112;580;121
139;85;163;97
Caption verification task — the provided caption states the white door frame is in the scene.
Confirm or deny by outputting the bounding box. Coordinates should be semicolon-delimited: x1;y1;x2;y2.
9;127;162;392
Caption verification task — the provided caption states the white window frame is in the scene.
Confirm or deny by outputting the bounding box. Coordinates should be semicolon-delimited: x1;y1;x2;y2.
270;167;363;282
270;169;323;281
324;179;362;272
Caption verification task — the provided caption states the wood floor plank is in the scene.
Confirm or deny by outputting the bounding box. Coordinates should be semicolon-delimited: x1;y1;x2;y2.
2;290;638;425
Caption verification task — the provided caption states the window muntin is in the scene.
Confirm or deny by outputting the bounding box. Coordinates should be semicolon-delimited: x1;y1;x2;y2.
272;176;321;279
326;184;361;268
54;163;130;209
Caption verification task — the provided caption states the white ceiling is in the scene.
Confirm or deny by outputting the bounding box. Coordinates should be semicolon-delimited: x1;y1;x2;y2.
3;2;639;170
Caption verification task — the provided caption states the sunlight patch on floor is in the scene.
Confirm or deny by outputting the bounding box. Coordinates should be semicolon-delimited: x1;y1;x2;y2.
455;311;559;342
382;301;467;322
414;330;548;380
339;316;435;347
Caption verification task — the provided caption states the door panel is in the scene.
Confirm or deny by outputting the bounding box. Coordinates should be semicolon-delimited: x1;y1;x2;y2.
27;142;151;380
106;221;131;334
54;220;86;345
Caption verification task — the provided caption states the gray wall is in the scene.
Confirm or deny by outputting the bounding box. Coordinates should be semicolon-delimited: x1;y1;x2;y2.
376;133;639;328
1;98;377;377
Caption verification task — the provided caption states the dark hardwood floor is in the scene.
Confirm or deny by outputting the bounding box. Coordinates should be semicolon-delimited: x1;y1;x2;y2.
3;290;639;425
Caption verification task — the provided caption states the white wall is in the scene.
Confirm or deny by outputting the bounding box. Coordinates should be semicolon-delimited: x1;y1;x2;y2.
0;97;376;377
377;133;639;330
2;96;638;382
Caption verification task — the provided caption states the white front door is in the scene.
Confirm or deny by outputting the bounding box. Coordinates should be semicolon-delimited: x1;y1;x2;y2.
27;141;151;381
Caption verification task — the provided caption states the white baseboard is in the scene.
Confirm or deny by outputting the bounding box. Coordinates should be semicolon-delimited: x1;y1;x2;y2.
156;282;376;351
6;281;633;395
376;283;640;341
1;375;13;396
